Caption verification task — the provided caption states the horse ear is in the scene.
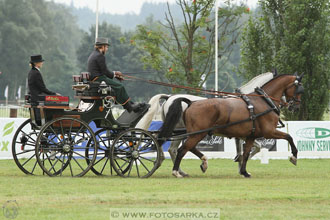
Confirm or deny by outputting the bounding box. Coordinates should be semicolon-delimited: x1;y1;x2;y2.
272;68;278;76
293;71;298;76
298;72;305;82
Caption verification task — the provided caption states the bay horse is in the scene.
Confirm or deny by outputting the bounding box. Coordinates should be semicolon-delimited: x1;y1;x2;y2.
158;73;304;178
136;72;277;176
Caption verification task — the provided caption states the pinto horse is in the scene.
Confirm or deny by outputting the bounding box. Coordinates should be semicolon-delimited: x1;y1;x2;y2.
158;73;304;178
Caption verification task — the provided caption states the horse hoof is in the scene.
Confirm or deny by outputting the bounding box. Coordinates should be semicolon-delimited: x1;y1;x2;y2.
178;170;189;177
172;170;183;178
240;171;251;178
200;164;207;173
200;160;208;173
289;156;297;166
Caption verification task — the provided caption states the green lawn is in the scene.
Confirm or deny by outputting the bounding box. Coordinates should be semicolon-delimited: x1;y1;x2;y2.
1;159;330;219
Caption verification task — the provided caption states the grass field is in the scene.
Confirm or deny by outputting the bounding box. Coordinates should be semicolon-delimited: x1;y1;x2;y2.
1;158;330;220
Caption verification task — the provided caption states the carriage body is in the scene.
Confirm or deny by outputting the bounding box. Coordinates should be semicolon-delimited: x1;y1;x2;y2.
12;72;161;178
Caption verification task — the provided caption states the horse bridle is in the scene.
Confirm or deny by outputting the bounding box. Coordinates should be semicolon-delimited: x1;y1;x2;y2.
281;78;304;111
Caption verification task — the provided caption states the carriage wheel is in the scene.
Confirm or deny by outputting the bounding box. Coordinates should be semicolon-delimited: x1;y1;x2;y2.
85;128;119;176
110;128;161;178
12;119;42;175
35;117;98;177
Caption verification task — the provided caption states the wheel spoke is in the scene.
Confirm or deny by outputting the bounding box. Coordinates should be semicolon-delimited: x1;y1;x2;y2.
72;156;85;171
21;153;36;167
31;160;38;174
47;153;62;173
100;158;109;174
15;149;35;156
127;160;134;177
60;154;65;176
116;159;129;173
71;125;87;142
93;156;106;166
20;130;37;143
45;153;58;173
139;156;156;163
138;158;151;173
69;159;73;177
135;160;140;177
72;151;90;160
48;126;64;145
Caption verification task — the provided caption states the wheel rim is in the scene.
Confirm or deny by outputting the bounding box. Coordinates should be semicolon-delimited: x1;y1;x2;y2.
12;119;41;175
35;117;98;177
110;128;161;178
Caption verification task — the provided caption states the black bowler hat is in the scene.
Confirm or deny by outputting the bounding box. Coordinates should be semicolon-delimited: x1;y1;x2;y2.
30;55;44;63
95;37;110;46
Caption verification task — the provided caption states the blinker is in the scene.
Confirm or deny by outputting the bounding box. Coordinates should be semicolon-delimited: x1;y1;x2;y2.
296;85;304;94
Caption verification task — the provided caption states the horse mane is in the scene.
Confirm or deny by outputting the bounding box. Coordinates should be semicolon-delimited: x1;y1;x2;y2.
238;72;274;94
261;74;293;88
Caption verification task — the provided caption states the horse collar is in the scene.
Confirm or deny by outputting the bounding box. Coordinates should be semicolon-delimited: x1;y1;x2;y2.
255;87;281;115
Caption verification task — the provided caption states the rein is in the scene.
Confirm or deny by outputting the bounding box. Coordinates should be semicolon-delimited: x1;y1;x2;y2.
123;74;282;103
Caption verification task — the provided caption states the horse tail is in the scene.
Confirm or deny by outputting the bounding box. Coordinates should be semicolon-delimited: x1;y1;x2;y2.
136;94;170;130
158;97;191;140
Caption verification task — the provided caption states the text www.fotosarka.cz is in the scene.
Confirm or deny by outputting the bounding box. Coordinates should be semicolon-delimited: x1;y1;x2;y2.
110;208;220;219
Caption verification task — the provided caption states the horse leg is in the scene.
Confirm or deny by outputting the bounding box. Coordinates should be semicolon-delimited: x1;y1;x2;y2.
267;130;298;165
249;141;261;159
234;138;243;173
172;135;204;178
172;145;189;178
169;140;189;177
190;147;208;173
239;138;255;178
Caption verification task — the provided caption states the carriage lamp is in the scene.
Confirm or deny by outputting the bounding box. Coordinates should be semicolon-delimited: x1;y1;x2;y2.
99;81;112;95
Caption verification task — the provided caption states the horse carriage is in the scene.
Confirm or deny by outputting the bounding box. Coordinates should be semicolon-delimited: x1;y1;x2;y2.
12;71;305;178
12;72;163;178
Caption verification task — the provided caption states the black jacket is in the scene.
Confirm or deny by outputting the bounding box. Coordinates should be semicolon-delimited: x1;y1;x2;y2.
87;49;114;80
28;67;55;105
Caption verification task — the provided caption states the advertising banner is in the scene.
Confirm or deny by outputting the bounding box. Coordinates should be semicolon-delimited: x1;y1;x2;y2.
197;135;224;151
255;137;277;151
287;121;330;152
0;118;28;159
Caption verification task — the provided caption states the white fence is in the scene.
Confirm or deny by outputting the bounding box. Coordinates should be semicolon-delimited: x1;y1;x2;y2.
1;118;330;160
0;105;29;118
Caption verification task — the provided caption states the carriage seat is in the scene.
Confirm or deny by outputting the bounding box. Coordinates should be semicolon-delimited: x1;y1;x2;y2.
72;72;114;98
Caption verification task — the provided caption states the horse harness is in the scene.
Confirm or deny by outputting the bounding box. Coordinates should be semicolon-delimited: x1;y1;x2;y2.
236;87;285;137
168;89;278;141
160;75;304;141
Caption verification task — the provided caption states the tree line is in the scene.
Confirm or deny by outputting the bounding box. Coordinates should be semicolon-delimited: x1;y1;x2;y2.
0;0;328;120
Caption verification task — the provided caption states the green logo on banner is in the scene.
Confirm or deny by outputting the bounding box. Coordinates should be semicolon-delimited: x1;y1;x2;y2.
2;121;14;137
296;127;330;139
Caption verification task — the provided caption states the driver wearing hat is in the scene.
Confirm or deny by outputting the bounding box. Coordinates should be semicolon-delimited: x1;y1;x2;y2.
87;37;145;113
